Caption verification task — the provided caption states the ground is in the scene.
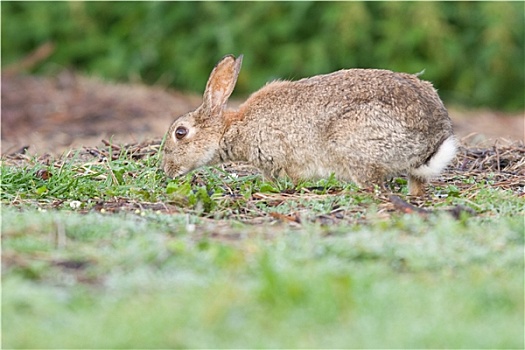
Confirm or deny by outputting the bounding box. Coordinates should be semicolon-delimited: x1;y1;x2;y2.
1;72;523;155
2;72;524;348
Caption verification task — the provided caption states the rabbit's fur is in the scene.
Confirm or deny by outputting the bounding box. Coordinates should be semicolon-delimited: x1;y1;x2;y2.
162;54;456;196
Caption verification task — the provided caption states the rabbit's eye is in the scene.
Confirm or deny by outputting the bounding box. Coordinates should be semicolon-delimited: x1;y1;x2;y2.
175;126;188;140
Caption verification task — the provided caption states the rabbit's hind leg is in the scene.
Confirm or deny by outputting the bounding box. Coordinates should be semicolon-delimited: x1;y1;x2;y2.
408;174;426;196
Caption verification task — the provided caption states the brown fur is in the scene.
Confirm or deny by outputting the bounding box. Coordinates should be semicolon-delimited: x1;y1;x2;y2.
162;55;456;195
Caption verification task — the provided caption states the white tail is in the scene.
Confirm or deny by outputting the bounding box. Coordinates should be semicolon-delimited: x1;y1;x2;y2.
412;136;457;179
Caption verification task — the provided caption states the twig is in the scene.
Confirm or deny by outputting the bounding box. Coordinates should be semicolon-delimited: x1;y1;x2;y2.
3;42;55;76
494;140;501;172
7;145;30;156
269;212;301;224
102;139;121;150
389;195;476;220
389;195;429;216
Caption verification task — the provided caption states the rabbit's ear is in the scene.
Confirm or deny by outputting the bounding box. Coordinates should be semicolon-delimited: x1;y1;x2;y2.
203;54;243;115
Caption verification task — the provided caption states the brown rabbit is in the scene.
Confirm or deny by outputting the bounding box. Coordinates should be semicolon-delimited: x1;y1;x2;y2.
162;54;457;196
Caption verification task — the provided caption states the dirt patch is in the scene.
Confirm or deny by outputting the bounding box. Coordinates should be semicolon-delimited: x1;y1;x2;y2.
450;107;524;145
1;72;524;155
1;72;200;155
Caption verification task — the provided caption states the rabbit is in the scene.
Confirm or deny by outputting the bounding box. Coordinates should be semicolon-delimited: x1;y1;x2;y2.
162;54;457;196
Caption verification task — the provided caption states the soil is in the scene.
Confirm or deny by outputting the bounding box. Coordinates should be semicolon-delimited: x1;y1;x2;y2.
1;72;524;155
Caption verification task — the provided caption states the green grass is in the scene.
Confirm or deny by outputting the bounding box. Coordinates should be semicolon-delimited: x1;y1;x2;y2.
1;145;524;348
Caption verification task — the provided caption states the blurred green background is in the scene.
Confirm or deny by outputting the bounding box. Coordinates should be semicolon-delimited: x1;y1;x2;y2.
2;1;524;111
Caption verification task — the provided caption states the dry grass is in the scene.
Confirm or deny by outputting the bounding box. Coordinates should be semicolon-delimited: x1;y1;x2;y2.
2;138;523;228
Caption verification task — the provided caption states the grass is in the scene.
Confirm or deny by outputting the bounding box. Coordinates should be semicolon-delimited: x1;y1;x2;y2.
1;140;524;348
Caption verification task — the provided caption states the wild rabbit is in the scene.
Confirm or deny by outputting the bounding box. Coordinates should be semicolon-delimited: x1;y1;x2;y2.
162;54;457;196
